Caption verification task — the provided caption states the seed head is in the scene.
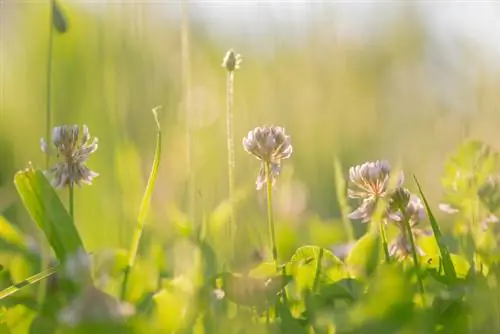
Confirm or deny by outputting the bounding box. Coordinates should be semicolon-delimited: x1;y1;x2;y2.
41;125;99;188
222;49;242;72
242;126;292;190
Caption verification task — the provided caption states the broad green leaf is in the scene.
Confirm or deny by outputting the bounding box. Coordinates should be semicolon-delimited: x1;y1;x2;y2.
349;264;414;331
345;232;381;279
317;278;364;302
13;168;85;263
288;246;348;293
152;281;193;332
414;176;457;280
276;301;307;334
121;107;162;300
0;264;58;300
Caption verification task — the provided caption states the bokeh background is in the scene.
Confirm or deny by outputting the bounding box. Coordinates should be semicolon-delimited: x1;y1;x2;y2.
2;0;500;273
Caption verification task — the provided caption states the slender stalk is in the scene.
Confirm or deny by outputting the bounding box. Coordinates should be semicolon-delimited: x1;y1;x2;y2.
181;0;195;225
264;162;278;271
313;247;324;293
379;222;391;263
45;0;54;169
225;69;236;259
37;0;55;309
68;184;74;219
400;209;426;303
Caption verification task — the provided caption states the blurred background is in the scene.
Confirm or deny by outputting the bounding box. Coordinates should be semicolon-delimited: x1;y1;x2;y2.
2;0;500;269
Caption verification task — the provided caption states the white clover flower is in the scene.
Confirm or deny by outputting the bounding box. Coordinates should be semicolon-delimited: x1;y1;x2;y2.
41;124;98;188
243;126;293;190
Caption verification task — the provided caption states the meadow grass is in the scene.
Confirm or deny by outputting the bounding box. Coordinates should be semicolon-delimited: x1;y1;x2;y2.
2;2;500;333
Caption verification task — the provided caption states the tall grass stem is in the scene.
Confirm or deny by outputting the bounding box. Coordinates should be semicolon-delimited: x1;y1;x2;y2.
37;0;55;310
225;70;236;260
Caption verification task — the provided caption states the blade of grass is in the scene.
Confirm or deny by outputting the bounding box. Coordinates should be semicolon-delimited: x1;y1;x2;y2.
120;106;162;301
13;168;86;263
414;175;457;279
0;264;58;300
333;156;354;242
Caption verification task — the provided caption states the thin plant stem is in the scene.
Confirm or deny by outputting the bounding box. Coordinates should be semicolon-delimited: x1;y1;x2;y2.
225;69;236;261
37;0;55;309
379;222;391;263
313;247;324;293
181;0;195;226
400;207;426;303
68;184;74;220
45;0;54;170
264;162;278;271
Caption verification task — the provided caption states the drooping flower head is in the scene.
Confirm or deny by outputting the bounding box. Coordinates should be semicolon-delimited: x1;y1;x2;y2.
347;160;404;222
41;125;99;188
242;126;292;190
222;49;242;72
387;189;431;259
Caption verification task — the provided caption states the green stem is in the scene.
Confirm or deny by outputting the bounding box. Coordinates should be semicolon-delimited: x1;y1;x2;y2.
225;70;236;260
264;162;278;271
38;0;54;309
68;184;74;220
380;221;391;263
401;211;426;303
313;247;324;293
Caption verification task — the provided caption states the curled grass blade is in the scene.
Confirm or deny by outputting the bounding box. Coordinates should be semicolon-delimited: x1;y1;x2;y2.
414;175;457;280
13;168;85;263
121;106;163;300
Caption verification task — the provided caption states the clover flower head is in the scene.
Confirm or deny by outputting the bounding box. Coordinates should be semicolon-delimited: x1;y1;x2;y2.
41;124;98;188
242;126;292;190
388;192;431;259
222;49;242;72
347;160;403;222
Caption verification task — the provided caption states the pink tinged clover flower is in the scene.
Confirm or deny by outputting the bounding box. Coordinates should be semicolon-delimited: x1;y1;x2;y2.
41;124;99;188
347;160;404;222
242;126;293;190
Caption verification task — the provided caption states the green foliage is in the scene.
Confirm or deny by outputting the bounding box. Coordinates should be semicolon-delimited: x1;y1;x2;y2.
346;231;382;279
13;168;86;264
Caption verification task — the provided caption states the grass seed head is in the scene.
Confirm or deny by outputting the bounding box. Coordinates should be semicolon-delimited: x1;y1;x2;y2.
222;49;242;72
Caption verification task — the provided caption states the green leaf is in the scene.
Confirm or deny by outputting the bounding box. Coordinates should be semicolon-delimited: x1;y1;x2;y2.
317;278;364;302
13;168;85;263
121;107;163;300
276;301;307;334
0;264;58;300
219;272;292;307
345;232;381;279
423;254;470;285
288;246;348;293
414;176;457;280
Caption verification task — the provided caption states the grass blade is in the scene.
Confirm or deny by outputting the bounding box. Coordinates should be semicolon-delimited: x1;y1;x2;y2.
121;106;163;300
333;156;355;242
13;168;86;263
414;175;457;279
0;264;58;300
